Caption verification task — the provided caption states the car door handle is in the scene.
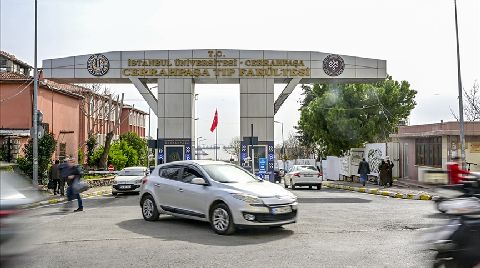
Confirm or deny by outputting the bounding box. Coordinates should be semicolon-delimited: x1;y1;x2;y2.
177;188;184;192
154;183;161;187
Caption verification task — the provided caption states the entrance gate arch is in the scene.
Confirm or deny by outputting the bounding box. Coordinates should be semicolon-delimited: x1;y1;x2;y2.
43;49;386;179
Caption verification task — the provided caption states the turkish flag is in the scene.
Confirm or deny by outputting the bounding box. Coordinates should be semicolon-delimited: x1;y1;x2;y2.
210;109;218;132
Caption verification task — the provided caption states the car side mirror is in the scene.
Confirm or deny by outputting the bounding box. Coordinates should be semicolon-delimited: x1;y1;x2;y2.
191;177;207;185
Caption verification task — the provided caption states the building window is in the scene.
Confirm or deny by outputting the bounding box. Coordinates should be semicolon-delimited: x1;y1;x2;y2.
415;137;442;167
59;143;67;161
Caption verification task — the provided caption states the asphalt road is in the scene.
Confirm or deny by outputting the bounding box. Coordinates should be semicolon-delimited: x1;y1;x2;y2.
9;187;447;268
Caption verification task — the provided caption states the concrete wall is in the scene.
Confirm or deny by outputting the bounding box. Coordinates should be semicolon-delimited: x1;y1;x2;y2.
157;78;194;140
240;78;274;142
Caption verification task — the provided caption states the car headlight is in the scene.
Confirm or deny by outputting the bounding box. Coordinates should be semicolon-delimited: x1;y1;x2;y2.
135;179;143;184
113;180;118;185
231;194;263;205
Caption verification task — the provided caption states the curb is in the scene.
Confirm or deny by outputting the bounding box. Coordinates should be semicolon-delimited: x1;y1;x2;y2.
324;183;436;201
23;189;113;210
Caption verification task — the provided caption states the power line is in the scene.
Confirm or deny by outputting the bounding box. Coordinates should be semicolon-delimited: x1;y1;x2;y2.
0;79;33;103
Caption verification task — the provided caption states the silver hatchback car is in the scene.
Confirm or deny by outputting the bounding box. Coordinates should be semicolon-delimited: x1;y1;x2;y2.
139;160;298;235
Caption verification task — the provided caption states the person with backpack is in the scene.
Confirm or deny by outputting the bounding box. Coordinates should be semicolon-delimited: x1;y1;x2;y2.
358;158;371;187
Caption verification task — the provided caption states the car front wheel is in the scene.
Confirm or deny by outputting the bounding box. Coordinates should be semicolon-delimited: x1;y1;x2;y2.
141;195;159;221
210;203;235;235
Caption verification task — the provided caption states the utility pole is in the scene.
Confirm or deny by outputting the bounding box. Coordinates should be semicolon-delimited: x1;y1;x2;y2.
454;0;466;163
32;0;39;186
275;120;284;159
250;124;254;174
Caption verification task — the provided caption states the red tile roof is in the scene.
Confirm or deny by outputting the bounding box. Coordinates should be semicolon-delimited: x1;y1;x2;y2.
0;71;31;80
0;51;32;68
0;71;83;99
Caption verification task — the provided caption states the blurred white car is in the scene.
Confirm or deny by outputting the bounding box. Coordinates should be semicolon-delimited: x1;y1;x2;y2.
284;165;322;190
1;167;42;261
112;166;148;195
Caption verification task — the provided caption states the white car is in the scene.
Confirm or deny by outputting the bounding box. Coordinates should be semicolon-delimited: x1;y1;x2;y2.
112;166;149;195
139;160;298;235
284;165;322;190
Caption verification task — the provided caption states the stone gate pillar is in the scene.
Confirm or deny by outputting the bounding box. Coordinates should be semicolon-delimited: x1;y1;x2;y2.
239;78;275;181
157;78;195;163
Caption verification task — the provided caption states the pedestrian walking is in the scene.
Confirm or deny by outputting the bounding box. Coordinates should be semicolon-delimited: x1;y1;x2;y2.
385;156;394;187
378;159;388;187
357;158;370;187
49;160;61;195
61;159;84;212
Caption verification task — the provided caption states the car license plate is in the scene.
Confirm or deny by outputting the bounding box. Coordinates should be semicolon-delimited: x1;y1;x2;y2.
304;174;313;177
271;206;292;214
119;185;131;189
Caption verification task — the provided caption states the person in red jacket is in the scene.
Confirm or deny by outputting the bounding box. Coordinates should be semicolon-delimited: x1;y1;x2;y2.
447;156;469;184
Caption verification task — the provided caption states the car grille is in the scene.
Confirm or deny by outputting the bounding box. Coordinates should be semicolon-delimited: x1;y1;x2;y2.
249;210;297;223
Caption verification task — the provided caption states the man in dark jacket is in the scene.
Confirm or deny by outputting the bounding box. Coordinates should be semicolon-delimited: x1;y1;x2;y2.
358;158;370;186
49;160;61;195
60;159;84;212
385;156;394;187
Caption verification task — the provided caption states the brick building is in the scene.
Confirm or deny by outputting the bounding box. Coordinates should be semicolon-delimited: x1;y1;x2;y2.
0;51;83;161
0;51;147;163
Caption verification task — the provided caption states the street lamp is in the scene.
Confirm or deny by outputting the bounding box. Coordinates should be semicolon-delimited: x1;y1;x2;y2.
274;120;284;159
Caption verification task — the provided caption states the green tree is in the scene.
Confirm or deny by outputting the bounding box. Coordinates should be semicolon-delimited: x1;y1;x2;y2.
120;132;147;166
86;135;97;166
88;145;104;167
17;133;57;183
298;77;417;156
108;143;128;170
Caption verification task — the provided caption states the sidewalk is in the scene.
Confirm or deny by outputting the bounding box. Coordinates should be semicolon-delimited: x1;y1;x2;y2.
323;180;438;201
25;185;113;209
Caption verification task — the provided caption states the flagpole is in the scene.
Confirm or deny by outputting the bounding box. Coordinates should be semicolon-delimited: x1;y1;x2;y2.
215;128;218;161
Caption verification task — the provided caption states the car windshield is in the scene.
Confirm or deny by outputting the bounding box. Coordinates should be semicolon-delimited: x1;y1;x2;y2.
202;164;259;183
117;169;145;176
298;165;317;171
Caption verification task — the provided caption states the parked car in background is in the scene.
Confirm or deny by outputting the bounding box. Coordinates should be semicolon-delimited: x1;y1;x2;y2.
140;160;298;235
112;166;149;195
284;165;323;190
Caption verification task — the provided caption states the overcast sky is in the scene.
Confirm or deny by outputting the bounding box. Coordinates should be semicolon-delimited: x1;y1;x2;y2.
1;0;479;146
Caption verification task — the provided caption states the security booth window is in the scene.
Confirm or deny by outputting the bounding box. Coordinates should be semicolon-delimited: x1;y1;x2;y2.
415;137;442;167
247;145;267;173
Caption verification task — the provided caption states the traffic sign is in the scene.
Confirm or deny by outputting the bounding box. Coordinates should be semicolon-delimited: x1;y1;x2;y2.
108;164;114;172
259;158;267;174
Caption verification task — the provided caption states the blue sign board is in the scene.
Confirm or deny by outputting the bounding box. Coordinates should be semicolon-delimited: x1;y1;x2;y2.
259;158;267;174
